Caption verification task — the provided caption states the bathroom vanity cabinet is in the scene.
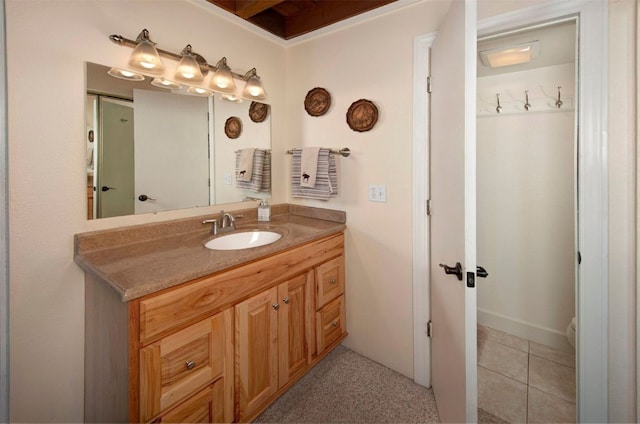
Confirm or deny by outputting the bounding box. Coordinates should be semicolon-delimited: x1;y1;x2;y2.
82;224;346;424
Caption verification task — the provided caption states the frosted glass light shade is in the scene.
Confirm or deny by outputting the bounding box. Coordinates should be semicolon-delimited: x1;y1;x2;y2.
151;78;182;90
187;86;214;97
210;58;236;94
241;69;267;100
107;67;145;81
175;46;204;83
128;39;165;74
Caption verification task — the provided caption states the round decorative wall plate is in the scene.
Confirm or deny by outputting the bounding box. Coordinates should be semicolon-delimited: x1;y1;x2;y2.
304;87;331;117
249;101;270;123
225;116;242;139
346;99;378;132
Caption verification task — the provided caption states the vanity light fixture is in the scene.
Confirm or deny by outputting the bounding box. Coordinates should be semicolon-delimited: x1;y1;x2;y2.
109;29;268;100
107;67;145;81
127;29;165;74
210;57;236;94
150;78;182;90
174;45;205;83
241;68;267;101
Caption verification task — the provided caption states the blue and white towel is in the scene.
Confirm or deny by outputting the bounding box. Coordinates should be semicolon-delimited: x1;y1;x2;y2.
235;149;271;192
291;148;338;200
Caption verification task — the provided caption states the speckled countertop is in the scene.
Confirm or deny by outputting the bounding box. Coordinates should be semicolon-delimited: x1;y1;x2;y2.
74;204;346;302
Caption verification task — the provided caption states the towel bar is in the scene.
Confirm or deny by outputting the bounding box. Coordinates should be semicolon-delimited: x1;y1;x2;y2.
286;148;351;157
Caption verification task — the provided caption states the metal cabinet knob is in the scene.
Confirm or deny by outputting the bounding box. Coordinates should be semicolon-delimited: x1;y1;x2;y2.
329;278;337;285
282;297;290;304
185;360;196;370
331;321;338;327
272;303;280;311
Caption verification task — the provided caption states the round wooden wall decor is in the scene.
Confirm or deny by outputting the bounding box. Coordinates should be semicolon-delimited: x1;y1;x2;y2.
304;87;331;117
225;116;242;139
249;101;270;123
346;99;378;132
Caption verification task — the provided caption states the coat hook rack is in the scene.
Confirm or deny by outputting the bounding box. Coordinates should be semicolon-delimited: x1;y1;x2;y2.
496;93;502;114
555;86;563;109
524;90;531;111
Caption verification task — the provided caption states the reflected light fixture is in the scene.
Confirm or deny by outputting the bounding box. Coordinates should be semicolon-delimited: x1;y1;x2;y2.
151;78;182;90
107;67;145;81
221;93;243;103
127;29;165;74
479;41;540;68
241;68;267;101
187;86;214;97
174;45;205;83
210;57;236;93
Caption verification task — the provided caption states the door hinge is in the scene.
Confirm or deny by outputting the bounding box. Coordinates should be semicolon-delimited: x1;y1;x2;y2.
427;320;433;338
427;76;432;94
426;199;432;216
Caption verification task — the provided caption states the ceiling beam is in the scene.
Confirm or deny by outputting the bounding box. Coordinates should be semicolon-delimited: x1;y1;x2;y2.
235;0;285;19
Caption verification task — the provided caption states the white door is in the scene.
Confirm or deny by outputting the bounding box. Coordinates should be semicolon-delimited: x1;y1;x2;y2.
133;90;210;214
429;1;477;422
98;98;135;218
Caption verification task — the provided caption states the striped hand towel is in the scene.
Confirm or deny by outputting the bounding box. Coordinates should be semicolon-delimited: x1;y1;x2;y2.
291;148;338;200
236;149;271;192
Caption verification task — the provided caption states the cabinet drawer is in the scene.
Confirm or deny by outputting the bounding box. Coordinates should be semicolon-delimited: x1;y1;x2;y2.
316;295;346;353
315;256;345;309
139;314;227;422
155;379;225;424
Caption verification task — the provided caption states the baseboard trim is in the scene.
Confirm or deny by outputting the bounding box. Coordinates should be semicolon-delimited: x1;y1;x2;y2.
477;308;573;353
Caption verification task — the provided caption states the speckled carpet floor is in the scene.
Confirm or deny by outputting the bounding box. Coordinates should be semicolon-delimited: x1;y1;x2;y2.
255;344;440;423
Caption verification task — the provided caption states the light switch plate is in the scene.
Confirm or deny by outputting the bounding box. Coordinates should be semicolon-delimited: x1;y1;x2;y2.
224;172;232;185
368;184;387;202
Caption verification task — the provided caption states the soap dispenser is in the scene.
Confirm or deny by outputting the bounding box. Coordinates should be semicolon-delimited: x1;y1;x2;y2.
258;199;271;222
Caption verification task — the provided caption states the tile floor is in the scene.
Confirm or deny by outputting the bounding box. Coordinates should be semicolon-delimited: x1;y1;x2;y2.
477;325;576;423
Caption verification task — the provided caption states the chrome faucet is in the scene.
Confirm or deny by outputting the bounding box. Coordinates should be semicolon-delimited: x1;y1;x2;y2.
219;210;236;233
202;218;218;235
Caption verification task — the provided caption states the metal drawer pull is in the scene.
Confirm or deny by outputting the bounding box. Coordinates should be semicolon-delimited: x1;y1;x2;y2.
331;321;338;327
329;279;337;285
282;297;290;304
272;303;280;310
185;360;196;370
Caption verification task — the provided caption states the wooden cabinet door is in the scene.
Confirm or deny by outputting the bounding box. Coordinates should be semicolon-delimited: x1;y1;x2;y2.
278;271;314;386
235;287;279;420
140;314;227;422
157;379;225;423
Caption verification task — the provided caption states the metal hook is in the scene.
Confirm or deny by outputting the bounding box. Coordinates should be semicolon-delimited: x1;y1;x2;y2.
496;93;502;114
524;90;531;111
555;86;563;109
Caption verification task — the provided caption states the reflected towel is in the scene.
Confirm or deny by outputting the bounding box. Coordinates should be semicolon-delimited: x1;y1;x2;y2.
300;147;320;188
291;148;338;200
236;149;271;192
237;148;255;182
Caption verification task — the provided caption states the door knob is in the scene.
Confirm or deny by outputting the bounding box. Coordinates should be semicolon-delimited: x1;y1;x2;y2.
138;194;156;202
439;262;463;281
477;266;489;278
101;186;116;192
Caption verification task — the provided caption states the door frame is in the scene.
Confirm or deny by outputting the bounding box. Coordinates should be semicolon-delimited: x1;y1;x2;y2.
412;1;608;421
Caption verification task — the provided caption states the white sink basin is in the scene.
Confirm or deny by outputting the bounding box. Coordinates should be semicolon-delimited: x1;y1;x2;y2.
204;230;282;250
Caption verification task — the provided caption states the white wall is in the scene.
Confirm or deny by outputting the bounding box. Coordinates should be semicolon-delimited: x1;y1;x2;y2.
284;0;451;378
477;64;576;350
5;1;285;421
5;0;637;421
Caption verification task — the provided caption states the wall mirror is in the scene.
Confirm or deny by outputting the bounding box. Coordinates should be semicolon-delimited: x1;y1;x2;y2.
85;62;272;219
